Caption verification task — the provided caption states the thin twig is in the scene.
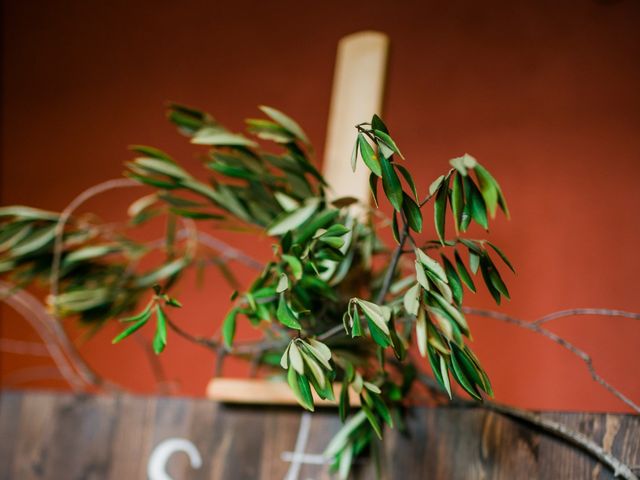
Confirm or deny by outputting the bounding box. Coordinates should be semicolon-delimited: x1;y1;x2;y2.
0;338;50;357
534;308;640;326
49;178;140;309
195;231;263;270
2;366;67;386
133;332;174;395
317;324;345;341
166;317;219;350
1;281;93;391
415;372;638;480
375;222;410;305
463;307;640;414
46;178;141;390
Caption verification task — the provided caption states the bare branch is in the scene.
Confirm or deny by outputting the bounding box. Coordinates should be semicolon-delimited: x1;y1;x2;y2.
166;317;219;350
0;338;50;357
534;308;640;326
194;231;263;270
132;332;175;395
1;281;99;391
2;366;67;387
49;178;140;309
462;307;640;414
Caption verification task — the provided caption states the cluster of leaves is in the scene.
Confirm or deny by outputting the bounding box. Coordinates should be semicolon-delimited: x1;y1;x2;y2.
353;118;423;237
0;206;150;322
111;285;182;354
0;104;513;479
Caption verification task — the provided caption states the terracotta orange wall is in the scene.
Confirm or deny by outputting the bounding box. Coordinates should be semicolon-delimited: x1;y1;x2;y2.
2;0;639;412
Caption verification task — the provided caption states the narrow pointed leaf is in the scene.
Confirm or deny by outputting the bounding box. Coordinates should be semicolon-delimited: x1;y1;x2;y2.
465;176;488;229
112;314;150;344
119;303;152;323
358;134;382;177
351;307;363;337
153;305;168;354
367;317;391;348
356;299;390;335
369;172;380;207
415;261;430;291
474;164;499;218
282;254;303;279
350;138;359;172
416;309;428;357
259;105;310;145
451;172;464;232
487;242;516;273
450;349;482;400
277;294;302;329
391;211;400;244
288;341;305;375
403;283;421;316
441;255;463;305
287;367;314;411
361;404;383;439
371;114;389;133
455;250;476;292
395;164;418;201
480;256;502;304
380;157;403;211
276;273;289;293
222;308;239;348
434;178;448;244
373;130;404;159
401;192;423;233
267;198;320;236
415;248;447;282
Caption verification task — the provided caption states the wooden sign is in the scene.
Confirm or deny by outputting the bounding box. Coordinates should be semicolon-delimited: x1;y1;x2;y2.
1;391;638;479
322;30;389;205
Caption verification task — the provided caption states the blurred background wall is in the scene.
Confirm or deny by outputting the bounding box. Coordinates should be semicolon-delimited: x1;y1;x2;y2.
1;0;639;412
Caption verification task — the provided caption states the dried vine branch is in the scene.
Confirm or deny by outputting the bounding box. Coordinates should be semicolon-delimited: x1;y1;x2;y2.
49;178;140;309
0;338;50;356
534;308;640;326
36;175;261;394
1;281;97;391
462;307;640;414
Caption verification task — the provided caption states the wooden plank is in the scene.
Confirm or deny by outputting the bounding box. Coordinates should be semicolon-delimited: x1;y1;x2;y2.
206;378;361;406
107;395;154;480
322;30;389;205
0;391;21;479
0;391;638;479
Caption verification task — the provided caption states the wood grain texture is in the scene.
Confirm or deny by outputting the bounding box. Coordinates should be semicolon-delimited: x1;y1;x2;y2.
0;390;637;480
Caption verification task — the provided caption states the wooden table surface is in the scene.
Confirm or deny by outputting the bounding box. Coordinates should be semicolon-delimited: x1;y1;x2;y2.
0;390;638;479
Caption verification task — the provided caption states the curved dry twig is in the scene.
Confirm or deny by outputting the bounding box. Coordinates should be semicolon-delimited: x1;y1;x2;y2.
1;281;93;391
132;332;176;395
194;230;263;270
2;366;67;387
462;307;640;414
49;178;140;307
534;308;640;326
0;338;50;357
42;178;142;391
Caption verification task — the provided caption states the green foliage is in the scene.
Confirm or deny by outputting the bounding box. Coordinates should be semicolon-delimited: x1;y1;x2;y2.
0;105;513;477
